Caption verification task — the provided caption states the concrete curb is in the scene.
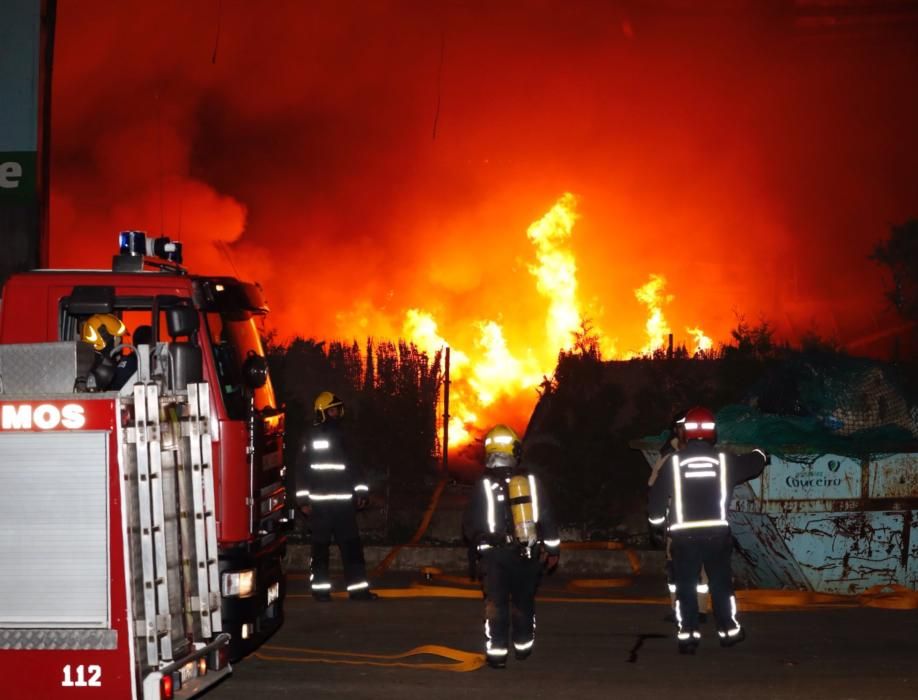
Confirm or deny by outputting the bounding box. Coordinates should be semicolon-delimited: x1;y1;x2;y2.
284;543;665;577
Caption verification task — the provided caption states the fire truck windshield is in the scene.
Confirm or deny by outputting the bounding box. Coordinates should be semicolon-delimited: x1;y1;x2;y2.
204;311;276;420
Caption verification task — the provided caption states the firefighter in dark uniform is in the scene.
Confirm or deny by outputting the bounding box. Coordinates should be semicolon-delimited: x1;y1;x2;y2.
647;411;685;606
296;391;377;601
463;425;561;669
648;411;710;617
111;324;153;390
648;406;768;654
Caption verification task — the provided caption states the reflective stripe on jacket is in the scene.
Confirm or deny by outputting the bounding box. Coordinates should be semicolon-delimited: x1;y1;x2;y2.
295;421;368;504
648;441;767;532
463;470;560;552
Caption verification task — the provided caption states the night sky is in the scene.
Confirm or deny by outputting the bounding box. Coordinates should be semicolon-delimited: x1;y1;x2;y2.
49;1;918;358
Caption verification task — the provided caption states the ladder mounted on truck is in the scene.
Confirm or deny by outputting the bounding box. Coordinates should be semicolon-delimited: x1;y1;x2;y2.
133;381;175;665
186;382;222;638
128;379;225;669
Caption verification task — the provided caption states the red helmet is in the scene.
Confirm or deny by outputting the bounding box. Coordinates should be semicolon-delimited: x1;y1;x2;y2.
679;406;717;442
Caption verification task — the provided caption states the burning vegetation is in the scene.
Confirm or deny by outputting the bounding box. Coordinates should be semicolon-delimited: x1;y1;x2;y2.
402;193;719;447
48;2;918;457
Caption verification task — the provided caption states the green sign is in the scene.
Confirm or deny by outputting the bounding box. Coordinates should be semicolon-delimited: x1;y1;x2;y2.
0;151;37;201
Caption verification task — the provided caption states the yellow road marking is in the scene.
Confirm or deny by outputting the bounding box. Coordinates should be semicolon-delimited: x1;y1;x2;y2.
254;643;485;672
289;580;918;610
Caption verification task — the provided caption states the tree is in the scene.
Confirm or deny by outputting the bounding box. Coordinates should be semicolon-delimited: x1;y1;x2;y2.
723;315;777;360
872;220;918;323
571;318;602;360
271;334;444;541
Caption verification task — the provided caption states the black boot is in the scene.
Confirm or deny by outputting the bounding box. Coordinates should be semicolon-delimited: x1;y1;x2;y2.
678;631;700;655
312;591;332;603
487;655;507;669
514;638;534;661
349;589;378;601
719;627;746;648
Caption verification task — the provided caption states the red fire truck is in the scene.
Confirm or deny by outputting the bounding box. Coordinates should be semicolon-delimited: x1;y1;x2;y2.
0;232;287;698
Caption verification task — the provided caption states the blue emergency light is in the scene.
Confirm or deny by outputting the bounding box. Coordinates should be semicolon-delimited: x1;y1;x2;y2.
117;231;183;264
119;230;147;256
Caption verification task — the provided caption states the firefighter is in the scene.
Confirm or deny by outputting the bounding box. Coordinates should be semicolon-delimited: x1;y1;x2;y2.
79;313;127;390
112;324;153;390
296;391;376;602
463;424;561;669
648;411;710;619
648;406;768;654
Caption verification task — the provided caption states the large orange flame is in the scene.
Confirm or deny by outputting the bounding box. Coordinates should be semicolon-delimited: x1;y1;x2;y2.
404;194;716;450
632;273;712;357
406;194;607;447
403;192;700;450
526;192;583;351
687;327;714;355
634;273;674;356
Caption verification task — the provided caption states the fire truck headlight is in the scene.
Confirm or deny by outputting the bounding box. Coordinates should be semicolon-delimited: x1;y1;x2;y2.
221;569;256;598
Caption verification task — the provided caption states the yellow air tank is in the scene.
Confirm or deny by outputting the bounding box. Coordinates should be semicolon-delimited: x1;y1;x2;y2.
508;476;537;545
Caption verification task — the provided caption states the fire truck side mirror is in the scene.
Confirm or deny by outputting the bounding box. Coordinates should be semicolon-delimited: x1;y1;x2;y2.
242;352;268;390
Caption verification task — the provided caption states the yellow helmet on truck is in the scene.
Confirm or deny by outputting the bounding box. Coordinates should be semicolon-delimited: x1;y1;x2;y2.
80;313;126;351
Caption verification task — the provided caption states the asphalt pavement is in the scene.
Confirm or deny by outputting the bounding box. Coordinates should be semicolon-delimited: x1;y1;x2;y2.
205;569;918;700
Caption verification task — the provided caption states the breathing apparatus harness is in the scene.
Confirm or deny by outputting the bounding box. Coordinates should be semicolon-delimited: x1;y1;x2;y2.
482;467;541;559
